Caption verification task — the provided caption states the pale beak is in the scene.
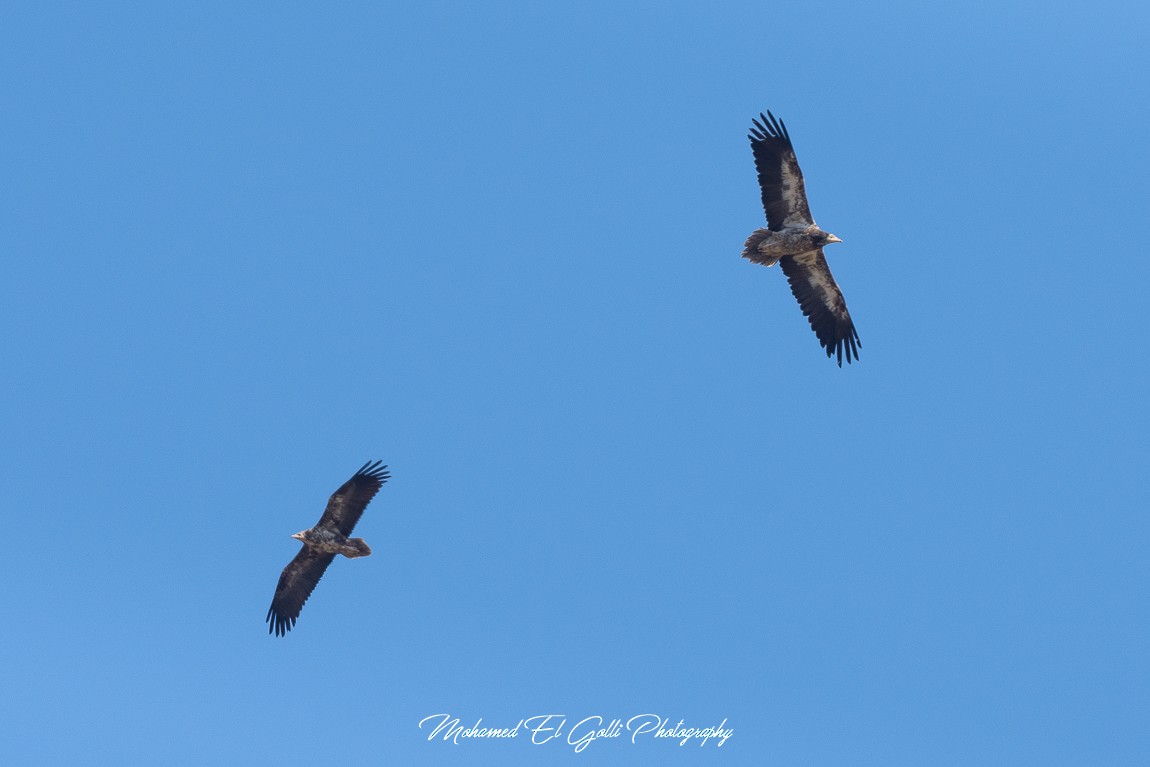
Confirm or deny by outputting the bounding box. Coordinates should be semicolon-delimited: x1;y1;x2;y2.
826;234;843;244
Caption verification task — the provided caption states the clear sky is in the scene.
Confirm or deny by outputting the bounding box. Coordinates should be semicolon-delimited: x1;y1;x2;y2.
2;1;1148;764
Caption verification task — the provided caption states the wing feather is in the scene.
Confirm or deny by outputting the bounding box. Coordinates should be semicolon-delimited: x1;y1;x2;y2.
266;546;336;636
749;111;814;231
779;250;861;366
317;460;390;536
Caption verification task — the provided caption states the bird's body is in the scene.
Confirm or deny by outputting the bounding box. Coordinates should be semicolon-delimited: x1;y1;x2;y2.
743;110;860;366
742;225;841;268
266;460;389;636
291;527;372;557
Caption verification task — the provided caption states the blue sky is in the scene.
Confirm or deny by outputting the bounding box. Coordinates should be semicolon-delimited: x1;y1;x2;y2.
2;1;1148;764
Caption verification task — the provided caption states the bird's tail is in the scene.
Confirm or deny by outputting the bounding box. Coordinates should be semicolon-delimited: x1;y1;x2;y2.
341;538;372;558
742;228;780;266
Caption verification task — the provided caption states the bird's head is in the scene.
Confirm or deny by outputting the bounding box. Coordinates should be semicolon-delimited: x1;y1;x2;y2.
805;225;842;247
291;530;308;541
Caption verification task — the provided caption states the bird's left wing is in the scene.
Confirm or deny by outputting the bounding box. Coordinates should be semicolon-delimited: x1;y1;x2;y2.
317;460;390;536
779;250;861;366
266;546;336;636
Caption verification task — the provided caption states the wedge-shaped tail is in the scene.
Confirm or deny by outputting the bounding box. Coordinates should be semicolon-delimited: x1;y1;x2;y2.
741;228;781;267
342;538;372;558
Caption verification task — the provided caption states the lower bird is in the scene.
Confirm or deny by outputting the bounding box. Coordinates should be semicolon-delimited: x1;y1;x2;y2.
266;460;390;636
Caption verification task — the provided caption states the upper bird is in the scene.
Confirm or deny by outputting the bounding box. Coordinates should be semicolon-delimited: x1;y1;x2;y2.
266;460;390;636
742;110;861;366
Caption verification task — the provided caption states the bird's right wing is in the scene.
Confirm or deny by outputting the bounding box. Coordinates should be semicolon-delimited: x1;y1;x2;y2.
750;111;815;231
266;545;336;636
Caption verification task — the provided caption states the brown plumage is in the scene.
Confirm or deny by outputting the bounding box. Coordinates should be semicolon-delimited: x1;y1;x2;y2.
742;110;861;366
266;460;389;637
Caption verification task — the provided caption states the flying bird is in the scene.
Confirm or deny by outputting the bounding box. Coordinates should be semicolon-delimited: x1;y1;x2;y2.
266;460;390;636
742;110;861;365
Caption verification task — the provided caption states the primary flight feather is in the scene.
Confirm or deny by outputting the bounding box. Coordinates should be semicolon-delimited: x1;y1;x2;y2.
742;110;861;366
266;460;390;637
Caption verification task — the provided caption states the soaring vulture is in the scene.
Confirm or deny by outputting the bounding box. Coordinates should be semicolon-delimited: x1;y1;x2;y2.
742;110;861;365
266;460;390;636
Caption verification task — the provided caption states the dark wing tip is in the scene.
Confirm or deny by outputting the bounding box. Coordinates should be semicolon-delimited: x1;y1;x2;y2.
765;110;790;143
266;604;295;637
354;459;390;484
827;324;862;367
749;109;792;147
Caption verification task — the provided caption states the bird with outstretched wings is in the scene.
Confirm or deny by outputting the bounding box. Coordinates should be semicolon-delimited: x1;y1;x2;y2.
743;110;861;366
266;460;389;636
